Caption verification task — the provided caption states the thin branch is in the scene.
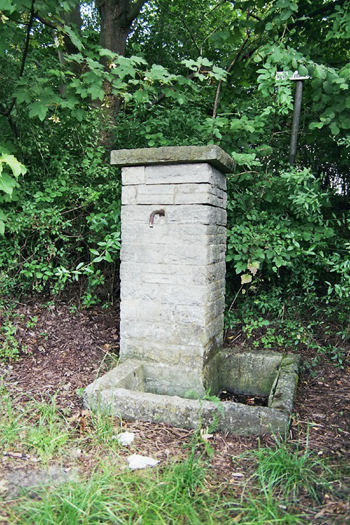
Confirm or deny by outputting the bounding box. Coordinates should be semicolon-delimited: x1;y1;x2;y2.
290;0;347;29
128;0;148;24
212;37;249;118
35;13;59;29
199;22;226;56
0;0;36;118
154;0;201;55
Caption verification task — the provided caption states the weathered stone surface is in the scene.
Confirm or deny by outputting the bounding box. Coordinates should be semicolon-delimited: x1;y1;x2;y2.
120;281;225;306
120;262;226;286
269;355;301;414
111;146;235;173
120;297;225;326
219;350;282;396
2;466;79;499
120;314;223;349
85;147;300;436
121;204;227;226
84;353;297;435
121;224;227;245
121;164;227;190
119;339;222;369
122;182;227;207
120;243;226;266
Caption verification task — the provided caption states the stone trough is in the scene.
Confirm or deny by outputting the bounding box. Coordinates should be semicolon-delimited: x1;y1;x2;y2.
84;146;300;436
85;350;299;436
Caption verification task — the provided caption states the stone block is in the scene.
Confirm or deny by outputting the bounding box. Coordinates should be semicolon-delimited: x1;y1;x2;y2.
122;182;226;207
120;297;225;325
120;242;226;266
121;166;146;185
120;261;226;286
85;146;300;437
119;339;206;368
120;313;223;349
121;204;227;227
84;351;299;435
121;223;226;244
120;280;225;306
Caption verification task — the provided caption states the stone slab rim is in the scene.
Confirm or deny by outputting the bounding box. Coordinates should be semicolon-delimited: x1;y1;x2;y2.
110;146;235;173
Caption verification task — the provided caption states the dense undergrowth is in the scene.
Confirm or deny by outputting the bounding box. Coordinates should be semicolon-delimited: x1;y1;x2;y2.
1;1;349;364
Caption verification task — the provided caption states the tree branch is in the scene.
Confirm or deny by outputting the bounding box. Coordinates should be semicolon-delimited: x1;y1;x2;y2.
35;12;59;29
127;0;148;24
0;0;36;118
290;0;347;29
212;37;249;118
154;0;201;55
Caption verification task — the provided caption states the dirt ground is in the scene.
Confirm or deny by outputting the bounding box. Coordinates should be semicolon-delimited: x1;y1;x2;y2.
1;299;350;522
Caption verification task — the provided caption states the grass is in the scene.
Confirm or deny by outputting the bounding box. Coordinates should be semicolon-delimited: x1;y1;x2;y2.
0;384;347;525
247;434;332;503
6;460;226;525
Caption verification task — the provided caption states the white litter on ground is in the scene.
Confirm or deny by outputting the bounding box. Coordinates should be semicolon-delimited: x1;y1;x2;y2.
127;454;160;470
113;432;135;446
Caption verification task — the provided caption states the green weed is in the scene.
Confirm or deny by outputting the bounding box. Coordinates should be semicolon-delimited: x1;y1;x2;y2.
0;388;27;448
0;321;20;362
24;395;70;461
227;497;306;524
246;436;332;503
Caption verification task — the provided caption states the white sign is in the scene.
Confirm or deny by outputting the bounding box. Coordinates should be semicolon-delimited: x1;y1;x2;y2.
276;70;310;81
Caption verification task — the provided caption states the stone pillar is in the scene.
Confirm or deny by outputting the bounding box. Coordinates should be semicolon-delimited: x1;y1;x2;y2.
111;146;234;397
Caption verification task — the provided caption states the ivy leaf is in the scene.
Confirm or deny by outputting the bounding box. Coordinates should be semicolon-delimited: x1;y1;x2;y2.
241;274;252;285
247;261;260;276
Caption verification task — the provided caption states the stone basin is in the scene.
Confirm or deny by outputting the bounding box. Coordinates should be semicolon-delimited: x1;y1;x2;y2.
84;350;300;436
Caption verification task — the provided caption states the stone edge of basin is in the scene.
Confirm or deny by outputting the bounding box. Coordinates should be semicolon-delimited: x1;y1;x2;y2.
84;353;301;437
110;145;235;174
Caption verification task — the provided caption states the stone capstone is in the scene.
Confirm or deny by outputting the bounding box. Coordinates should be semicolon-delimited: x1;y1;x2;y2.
111;145;235;173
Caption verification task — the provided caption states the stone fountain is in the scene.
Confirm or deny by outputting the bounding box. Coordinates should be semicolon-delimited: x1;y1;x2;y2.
84;146;299;435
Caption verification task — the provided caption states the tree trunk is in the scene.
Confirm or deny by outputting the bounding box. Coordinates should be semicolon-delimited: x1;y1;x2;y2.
95;0;147;143
98;1;129;57
97;0;147;57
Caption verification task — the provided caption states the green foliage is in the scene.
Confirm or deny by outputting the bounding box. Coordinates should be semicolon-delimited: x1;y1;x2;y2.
25;395;69;461
0;112;121;298
0;152;26;234
0;321;20;362
0;0;349;340
8;458;220;525
0;387;27;447
0;301;21;362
